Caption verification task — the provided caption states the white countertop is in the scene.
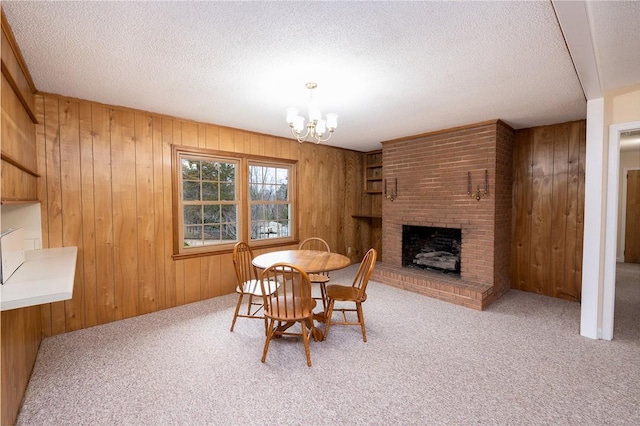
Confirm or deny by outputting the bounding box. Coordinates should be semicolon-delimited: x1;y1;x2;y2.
1;246;77;311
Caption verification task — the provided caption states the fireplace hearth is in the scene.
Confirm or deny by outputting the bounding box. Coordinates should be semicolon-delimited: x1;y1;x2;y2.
402;225;461;274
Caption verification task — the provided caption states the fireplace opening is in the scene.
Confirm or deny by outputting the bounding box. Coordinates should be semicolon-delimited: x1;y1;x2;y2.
402;225;461;274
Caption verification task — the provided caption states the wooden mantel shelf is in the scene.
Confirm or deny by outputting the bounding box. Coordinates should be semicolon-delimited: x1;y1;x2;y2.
1;246;77;311
352;213;382;219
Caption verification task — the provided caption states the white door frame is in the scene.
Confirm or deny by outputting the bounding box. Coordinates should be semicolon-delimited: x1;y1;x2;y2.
603;120;640;340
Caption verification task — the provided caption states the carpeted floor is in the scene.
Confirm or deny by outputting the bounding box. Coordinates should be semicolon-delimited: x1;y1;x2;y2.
16;263;640;425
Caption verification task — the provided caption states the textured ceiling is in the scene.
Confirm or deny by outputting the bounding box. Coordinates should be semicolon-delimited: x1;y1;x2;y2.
2;1;639;152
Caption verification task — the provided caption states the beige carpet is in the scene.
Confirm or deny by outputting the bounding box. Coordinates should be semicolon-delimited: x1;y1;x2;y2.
16;263;640;425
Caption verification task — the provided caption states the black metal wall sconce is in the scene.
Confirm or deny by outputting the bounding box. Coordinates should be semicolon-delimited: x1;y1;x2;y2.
384;178;397;201
468;170;488;201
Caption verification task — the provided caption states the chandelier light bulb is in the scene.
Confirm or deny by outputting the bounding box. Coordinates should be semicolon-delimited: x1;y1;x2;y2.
325;113;338;130
316;119;327;136
286;108;299;124
293;115;304;133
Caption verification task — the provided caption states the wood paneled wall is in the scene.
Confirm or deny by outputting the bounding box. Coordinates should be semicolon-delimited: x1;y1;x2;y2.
36;94;365;336
511;120;585;301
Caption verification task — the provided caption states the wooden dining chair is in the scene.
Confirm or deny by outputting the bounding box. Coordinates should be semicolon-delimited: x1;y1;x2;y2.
260;262;317;367
230;241;278;333
298;237;331;313
323;248;377;342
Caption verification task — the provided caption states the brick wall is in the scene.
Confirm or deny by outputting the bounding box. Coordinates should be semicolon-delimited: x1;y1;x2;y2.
375;120;514;309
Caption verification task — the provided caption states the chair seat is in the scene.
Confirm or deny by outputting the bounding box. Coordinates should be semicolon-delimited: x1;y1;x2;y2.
266;297;316;321
237;279;278;296
326;284;367;302
308;273;330;283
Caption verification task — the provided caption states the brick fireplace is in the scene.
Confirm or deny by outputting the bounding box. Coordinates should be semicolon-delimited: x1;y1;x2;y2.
372;120;514;310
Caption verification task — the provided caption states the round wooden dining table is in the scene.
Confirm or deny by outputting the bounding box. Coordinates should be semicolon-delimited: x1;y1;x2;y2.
252;249;351;273
252;249;351;340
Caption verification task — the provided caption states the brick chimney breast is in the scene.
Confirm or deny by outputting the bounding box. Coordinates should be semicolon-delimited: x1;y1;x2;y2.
373;120;514;310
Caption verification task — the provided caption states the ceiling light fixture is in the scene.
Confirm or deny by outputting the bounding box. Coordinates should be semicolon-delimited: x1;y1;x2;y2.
286;82;338;144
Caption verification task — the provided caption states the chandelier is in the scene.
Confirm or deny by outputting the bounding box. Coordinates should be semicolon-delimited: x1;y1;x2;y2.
286;82;338;144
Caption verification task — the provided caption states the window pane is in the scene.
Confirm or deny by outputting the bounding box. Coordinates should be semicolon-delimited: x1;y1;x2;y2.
183;181;200;201
275;183;288;201
201;161;219;181
220;183;235;201
183;205;202;225
221;205;237;223
264;185;276;201
249;183;262;201
276;204;289;221
203;205;220;223
254;220;287;239
250;221;261;239
266;204;278;221
278;220;290;237
203;225;220;244
276;168;288;184
221;223;237;241
202;182;218;201
220;163;235;182
264;167;276;184
184;225;202;243
182;159;200;180
251;204;265;222
252;221;270;239
249;166;263;184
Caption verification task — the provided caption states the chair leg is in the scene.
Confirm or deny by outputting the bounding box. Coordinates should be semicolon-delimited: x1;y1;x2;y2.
301;319;312;367
320;283;328;312
247;294;254;315
356;302;367;342
323;299;335;341
261;319;275;363
230;293;244;332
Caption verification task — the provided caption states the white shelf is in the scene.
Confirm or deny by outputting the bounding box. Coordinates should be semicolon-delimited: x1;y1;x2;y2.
1;246;77;311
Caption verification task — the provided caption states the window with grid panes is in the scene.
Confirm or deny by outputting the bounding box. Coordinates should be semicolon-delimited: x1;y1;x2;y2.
172;146;297;257
248;162;292;241
179;155;239;251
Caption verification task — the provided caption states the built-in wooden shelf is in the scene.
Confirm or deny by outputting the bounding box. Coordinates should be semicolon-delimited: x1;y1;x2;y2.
358;149;383;258
352;213;382;219
364;150;383;193
1;199;39;205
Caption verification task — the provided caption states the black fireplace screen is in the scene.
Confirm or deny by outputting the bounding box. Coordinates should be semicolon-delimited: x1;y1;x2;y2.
402;225;461;274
